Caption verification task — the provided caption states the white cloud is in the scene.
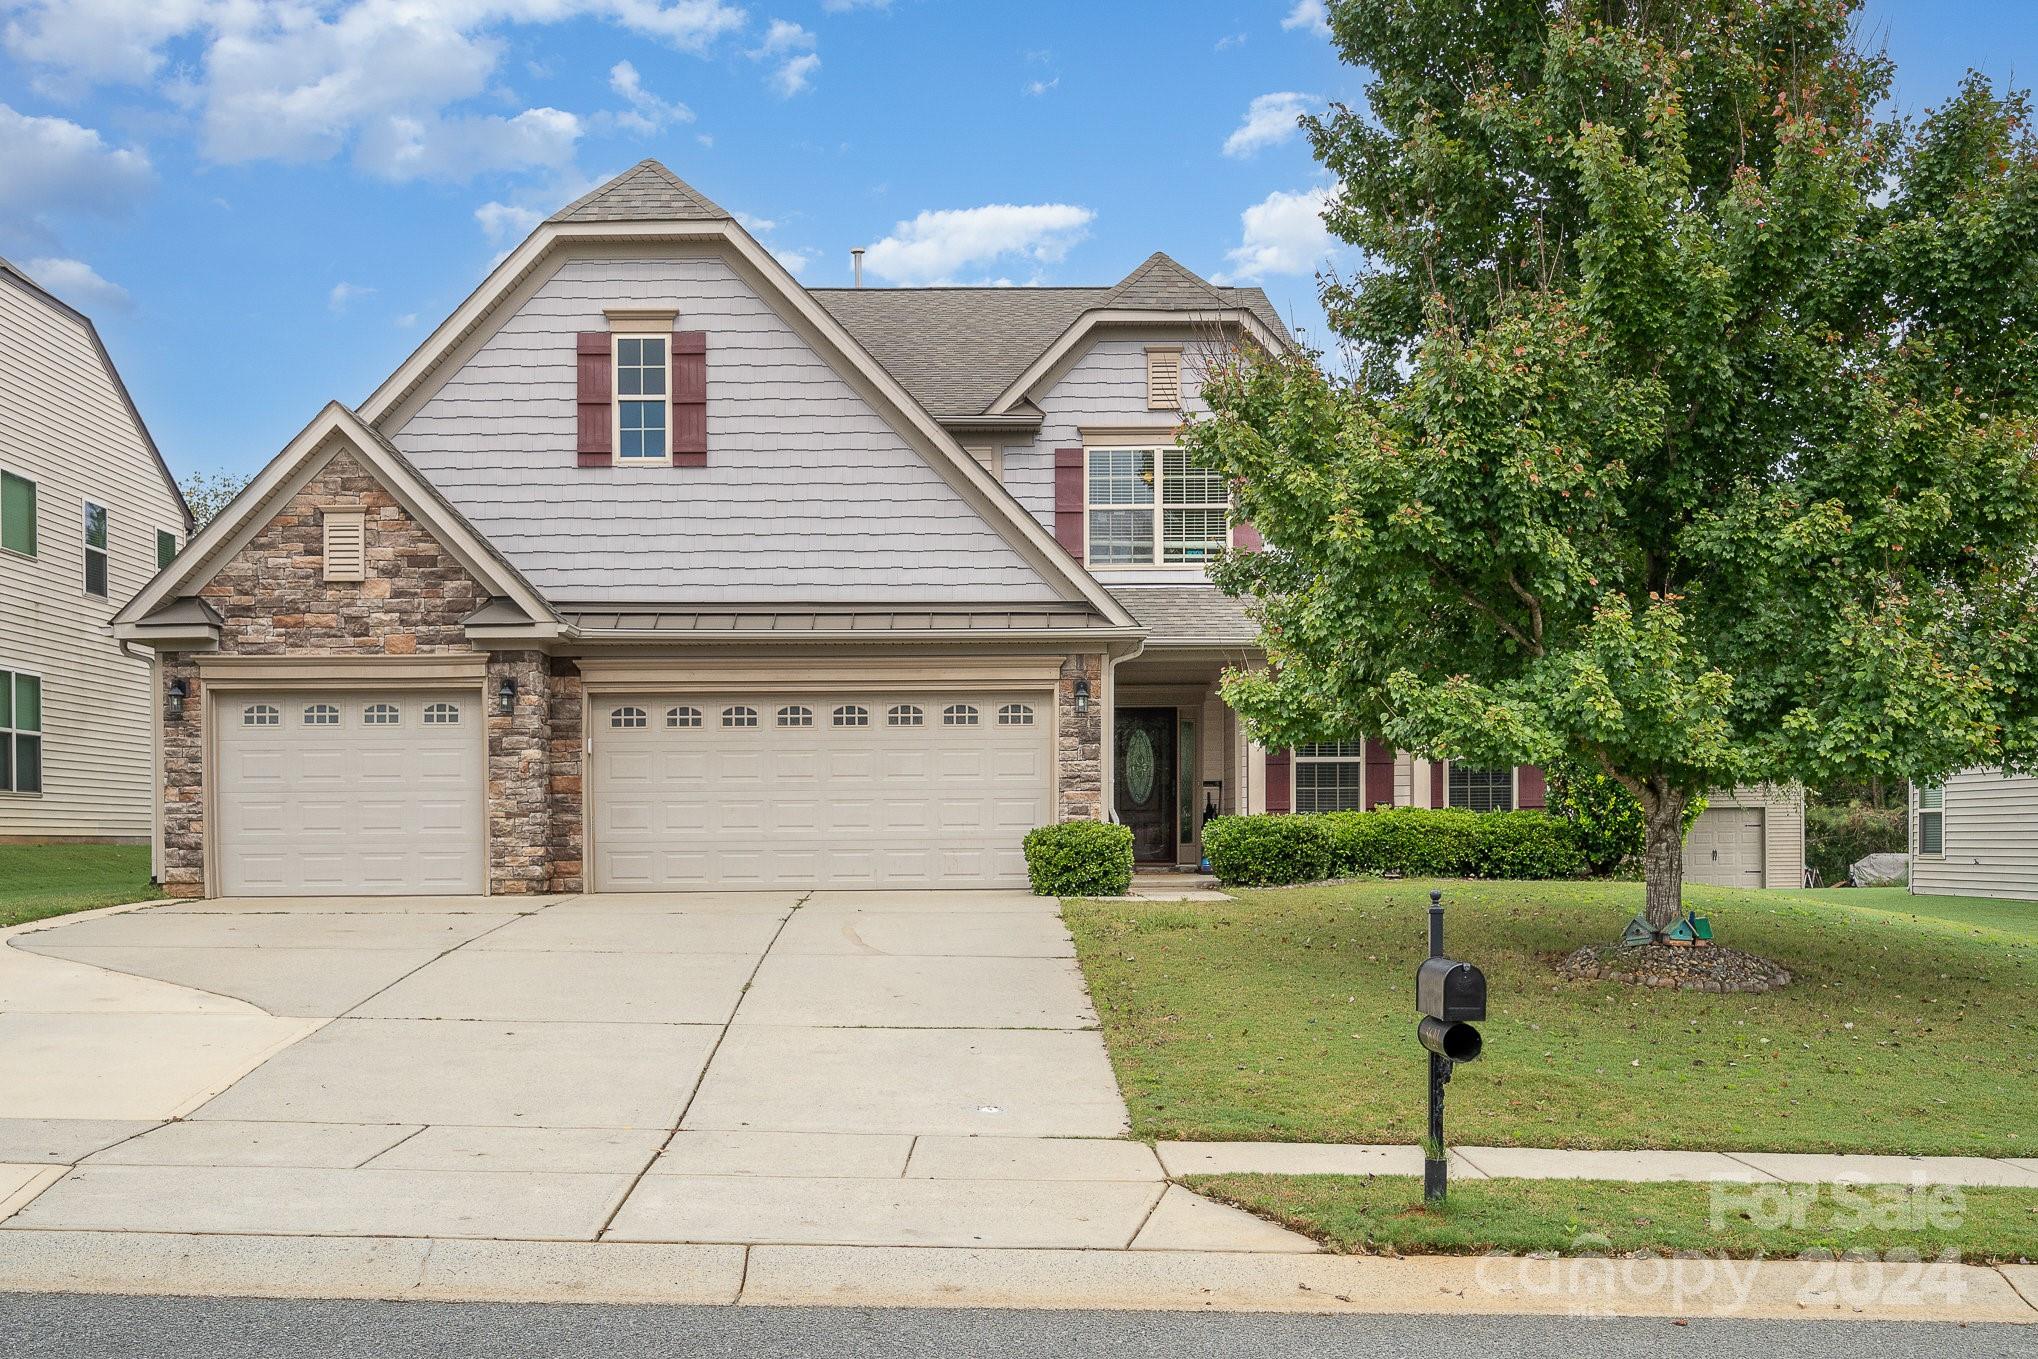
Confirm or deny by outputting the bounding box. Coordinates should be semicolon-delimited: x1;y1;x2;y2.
1216;186;1334;282
609;59;693;129
1024;77;1058;97
749;18;819;97
3;1;745;179
1223;92;1315;158
395;311;419;328
19;256;130;310
735;211;778;232
475;200;544;241
861;203;1096;286
1215;31;1247;51
327;280;374;312
0;103;154;236
770;246;812;275
1281;0;1330;36
820;0;890;9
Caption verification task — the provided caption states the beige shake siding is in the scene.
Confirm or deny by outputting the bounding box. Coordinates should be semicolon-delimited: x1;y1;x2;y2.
1912;771;2038;901
0;265;188;843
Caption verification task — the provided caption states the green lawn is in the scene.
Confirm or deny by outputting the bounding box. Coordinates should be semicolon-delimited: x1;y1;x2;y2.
1188;1173;2038;1263
0;844;162;930
1065;880;2035;1155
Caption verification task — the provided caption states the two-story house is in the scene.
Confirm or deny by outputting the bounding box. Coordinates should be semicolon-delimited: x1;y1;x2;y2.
1;257;192;849
111;162;1799;897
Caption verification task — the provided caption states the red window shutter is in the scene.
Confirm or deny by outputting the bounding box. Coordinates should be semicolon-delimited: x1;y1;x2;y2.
1265;747;1291;814
1518;764;1547;810
1232;521;1263;552
672;331;707;467
575;333;611;466
1053;448;1085;557
1431;762;1446;808
1364;738;1396;809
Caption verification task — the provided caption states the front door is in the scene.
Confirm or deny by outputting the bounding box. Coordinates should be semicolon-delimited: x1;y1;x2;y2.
1114;708;1176;863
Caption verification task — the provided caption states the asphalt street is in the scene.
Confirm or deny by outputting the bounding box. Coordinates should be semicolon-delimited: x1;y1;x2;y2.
0;1294;2031;1358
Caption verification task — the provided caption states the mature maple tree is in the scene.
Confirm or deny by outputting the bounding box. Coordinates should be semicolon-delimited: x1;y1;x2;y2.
1187;0;2038;931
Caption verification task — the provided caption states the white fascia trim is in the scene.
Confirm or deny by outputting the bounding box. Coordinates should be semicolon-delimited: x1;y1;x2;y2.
354;218;1136;632
985;308;1288;417
114;402;556;631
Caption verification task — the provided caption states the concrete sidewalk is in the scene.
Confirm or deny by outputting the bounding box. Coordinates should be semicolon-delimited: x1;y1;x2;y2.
1159;1142;2038;1188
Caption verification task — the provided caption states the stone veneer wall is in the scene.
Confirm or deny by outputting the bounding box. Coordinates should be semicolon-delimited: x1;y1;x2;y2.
1057;652;1105;821
546;658;586;894
160;444;542;897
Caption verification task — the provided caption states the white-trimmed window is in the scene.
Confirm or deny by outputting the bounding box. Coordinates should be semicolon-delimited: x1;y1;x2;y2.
303;703;341;726
1;668;42;794
242;703;280;727
667;705;702;728
1447;764;1515;812
1295;742;1365;813
1085;447;1229;567
82;501;109;598
722;705;758;728
943;703;979;727
1146;346;1183;410
887;704;923;727
1916;784;1944;856
363;703;400;726
610;706;648;729
996;703;1035;727
615;335;668;463
423;702;461;726
777;705;814;728
832;704;869;728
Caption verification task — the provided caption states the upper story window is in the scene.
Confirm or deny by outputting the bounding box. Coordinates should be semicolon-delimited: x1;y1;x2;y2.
615;335;668;463
1916;784;1945;856
1;669;42;794
82;502;109;598
1085;447;1230;567
1447;764;1515;813
1;472;35;557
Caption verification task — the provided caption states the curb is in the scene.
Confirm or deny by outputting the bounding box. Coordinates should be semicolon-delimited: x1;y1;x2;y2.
0;1231;2031;1322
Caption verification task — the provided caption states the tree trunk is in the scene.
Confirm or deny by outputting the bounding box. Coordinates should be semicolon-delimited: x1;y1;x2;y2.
1640;786;1689;932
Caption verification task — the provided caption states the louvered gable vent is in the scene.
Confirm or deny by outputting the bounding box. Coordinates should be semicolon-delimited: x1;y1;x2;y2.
1146;347;1183;411
322;509;366;582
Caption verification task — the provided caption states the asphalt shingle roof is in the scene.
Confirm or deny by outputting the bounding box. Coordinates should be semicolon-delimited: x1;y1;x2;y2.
548;160;729;223
1106;585;1261;645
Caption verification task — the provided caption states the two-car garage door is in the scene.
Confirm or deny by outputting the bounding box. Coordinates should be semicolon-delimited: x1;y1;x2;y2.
590;693;1052;891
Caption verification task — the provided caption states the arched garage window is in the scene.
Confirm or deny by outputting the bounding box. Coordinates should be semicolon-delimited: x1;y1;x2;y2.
609;706;648;729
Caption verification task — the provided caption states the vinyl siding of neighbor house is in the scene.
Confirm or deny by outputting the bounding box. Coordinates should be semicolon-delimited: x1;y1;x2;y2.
1912;771;2038;902
1006;330;1216;541
388;255;1061;604
0;277;185;841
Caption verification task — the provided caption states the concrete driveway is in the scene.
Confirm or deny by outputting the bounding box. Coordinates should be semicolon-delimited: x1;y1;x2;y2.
0;890;1307;1254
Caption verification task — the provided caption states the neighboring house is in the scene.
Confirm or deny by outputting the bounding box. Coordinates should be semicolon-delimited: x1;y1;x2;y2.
110;161;1798;897
1911;773;2038;901
0;257;192;848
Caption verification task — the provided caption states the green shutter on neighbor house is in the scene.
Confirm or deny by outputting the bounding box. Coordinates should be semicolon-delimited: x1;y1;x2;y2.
157;529;177;569
14;673;38;731
1;472;34;556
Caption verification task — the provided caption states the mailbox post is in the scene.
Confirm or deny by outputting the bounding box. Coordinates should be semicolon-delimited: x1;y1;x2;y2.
1415;889;1485;1202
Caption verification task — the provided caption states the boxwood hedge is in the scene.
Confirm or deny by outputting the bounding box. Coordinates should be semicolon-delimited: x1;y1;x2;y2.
1023;820;1135;897
1203;809;1586;887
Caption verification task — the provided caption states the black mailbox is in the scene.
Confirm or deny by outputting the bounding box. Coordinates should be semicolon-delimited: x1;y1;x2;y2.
1417;957;1487;1022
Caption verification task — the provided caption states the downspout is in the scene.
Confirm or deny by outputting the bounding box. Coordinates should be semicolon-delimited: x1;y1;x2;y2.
1102;636;1147;825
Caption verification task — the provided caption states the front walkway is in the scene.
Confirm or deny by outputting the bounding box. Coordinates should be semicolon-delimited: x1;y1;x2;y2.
0;889;1303;1252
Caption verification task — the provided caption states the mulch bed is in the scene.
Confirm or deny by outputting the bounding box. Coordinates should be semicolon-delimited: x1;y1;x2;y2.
1554;941;1793;993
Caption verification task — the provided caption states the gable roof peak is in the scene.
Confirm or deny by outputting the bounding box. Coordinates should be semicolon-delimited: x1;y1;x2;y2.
546;159;729;225
1103;251;1228;310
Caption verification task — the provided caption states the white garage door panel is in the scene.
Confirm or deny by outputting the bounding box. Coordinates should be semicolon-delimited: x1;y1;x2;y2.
216;691;484;896
592;693;1052;891
1685;808;1765;888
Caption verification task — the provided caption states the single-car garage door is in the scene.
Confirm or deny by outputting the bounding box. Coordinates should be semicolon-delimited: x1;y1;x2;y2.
591;693;1052;890
215;690;485;896
1684;807;1765;888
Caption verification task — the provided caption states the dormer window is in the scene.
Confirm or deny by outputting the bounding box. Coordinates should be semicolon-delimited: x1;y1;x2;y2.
615;335;668;463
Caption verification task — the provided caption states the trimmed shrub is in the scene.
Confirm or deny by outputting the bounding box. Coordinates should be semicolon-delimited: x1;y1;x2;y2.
1202;814;1337;887
1806;802;1907;885
1546;762;1708;875
1023;820;1134;897
1205;809;1585;886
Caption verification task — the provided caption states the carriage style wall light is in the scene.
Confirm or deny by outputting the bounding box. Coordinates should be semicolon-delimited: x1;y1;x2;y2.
497;675;517;716
1073;679;1091;714
166;677;187;722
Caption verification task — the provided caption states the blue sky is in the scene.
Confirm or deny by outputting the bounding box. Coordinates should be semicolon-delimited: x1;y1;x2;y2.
0;0;2030;481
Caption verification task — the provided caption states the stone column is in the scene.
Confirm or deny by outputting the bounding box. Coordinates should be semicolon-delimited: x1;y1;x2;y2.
1056;652;1104;821
546;658;586;893
159;655;206;898
485;650;552;895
